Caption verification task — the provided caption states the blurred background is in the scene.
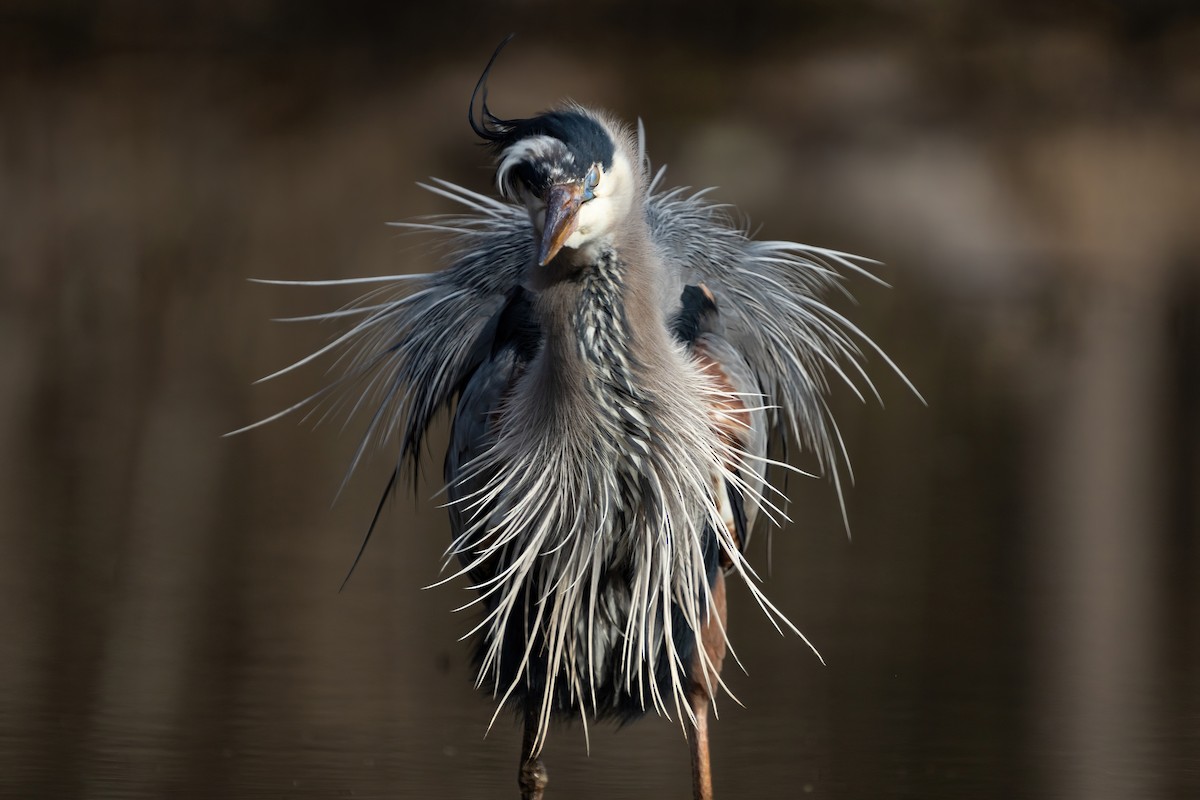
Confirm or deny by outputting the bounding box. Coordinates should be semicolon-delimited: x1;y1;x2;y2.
1;2;1198;798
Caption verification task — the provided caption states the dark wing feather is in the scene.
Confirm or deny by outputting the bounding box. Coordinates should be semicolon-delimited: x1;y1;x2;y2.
235;181;535;490
445;286;540;574
672;283;768;562
647;184;916;521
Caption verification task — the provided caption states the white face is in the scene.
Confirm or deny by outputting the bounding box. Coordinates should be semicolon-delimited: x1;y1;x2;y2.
500;140;636;256
559;149;635;251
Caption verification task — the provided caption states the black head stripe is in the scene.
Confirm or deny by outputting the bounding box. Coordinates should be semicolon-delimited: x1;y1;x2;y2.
510;111;614;173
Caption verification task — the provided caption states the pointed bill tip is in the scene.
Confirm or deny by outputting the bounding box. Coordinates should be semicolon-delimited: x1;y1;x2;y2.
536;183;583;266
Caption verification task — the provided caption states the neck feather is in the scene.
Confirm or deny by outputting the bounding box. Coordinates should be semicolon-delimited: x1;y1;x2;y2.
532;238;672;403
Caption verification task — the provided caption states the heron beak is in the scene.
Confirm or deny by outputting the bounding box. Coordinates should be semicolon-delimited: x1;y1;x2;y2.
537;183;583;266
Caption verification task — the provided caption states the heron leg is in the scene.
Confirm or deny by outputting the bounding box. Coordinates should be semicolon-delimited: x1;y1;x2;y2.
689;692;714;800
689;570;727;800
518;702;548;800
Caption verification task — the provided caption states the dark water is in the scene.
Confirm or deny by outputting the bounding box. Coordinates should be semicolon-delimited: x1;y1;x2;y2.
2;4;1198;799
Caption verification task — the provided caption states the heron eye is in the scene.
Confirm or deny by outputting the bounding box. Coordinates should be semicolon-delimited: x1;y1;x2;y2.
582;166;600;201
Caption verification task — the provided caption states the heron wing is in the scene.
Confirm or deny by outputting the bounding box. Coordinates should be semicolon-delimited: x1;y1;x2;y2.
444;287;540;569
240;181;536;486
672;284;768;561
647;185;913;515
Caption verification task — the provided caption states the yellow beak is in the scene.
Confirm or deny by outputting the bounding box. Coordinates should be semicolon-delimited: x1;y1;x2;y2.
537;183;584;266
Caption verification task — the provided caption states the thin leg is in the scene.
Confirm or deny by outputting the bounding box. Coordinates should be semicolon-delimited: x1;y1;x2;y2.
689;570;727;800
518;702;548;800
689;691;714;800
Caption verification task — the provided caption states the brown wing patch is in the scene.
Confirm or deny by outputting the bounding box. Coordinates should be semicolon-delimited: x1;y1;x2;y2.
693;342;752;447
692;339;753;563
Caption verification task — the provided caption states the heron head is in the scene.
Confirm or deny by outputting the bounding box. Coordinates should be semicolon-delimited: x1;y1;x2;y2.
469;42;638;266
494;111;640;266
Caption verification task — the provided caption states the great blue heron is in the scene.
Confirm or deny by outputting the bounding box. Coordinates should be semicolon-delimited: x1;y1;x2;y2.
242;39;912;800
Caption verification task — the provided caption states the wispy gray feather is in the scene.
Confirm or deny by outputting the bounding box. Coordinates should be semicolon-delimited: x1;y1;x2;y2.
241;176;911;485
644;174;919;524
238;169;912;746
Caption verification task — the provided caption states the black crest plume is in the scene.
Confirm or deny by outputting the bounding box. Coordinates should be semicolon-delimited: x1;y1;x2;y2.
470;34;522;147
467;37;617;174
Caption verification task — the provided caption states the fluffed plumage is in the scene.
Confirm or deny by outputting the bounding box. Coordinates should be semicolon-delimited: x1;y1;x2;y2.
239;100;914;797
